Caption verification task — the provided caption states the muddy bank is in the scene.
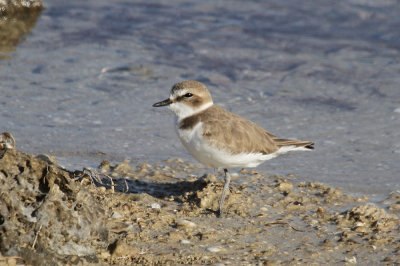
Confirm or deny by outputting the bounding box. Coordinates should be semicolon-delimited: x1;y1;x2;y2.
0;147;399;265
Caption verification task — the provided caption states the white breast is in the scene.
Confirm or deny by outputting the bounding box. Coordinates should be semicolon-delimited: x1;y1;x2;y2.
176;122;278;169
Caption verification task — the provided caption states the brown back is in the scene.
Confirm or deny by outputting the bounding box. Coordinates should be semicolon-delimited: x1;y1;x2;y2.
179;105;314;155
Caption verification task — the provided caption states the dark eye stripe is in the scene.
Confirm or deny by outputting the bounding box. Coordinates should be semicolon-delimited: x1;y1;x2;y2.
176;92;194;102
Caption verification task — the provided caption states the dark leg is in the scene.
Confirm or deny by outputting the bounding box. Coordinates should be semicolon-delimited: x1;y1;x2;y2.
218;168;231;217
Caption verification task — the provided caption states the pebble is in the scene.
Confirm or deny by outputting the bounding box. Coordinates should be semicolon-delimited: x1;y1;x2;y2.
151;203;161;210
176;219;196;229
180;239;191;245
151;170;161;176
111;212;122;218
355;221;365;227
110;240;138;257
206;246;222;253
230;172;240;178
0;132;15;150
140;163;151;169
166;158;184;163
345;256;357;264
114;162;131;173
276;182;293;192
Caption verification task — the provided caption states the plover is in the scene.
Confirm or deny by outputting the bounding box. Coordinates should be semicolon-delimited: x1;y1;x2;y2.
153;80;314;216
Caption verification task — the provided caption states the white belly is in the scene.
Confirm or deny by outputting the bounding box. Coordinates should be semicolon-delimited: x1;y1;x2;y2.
176;122;277;169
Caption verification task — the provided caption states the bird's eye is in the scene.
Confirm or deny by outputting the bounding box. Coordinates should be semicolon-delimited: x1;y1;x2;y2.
184;93;193;98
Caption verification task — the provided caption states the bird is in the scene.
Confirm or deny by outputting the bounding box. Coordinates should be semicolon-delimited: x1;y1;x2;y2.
153;80;314;216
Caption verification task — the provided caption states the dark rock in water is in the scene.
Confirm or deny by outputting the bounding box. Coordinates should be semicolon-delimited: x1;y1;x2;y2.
0;149;107;264
0;0;43;15
0;0;43;59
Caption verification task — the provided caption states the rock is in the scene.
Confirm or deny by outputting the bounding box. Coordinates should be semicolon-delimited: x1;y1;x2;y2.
334;204;399;234
139;163;152;169
176;219;196;229
0;132;15;149
0;149;107;263
151;203;161;210
113;160;131;174
0;1;43;59
206;246;222;253
276;181;293;193
345;256;357;264
111;212;122;218
98;160;111;173
0;0;43;13
108;240;138;257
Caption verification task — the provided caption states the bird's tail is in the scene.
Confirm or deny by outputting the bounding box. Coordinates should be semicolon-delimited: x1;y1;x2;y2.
273;138;314;150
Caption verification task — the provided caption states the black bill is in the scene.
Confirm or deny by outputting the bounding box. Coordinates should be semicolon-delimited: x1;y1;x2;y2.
152;98;172;107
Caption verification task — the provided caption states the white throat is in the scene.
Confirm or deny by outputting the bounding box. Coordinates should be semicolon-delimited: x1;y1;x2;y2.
168;101;213;121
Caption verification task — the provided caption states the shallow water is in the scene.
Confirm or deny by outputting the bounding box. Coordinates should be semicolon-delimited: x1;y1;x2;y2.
1;0;400;201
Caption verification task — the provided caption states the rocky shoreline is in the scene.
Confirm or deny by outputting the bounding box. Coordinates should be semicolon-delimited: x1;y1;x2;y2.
0;138;399;265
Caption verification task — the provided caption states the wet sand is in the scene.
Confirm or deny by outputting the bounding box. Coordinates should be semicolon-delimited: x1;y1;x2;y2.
0;147;399;265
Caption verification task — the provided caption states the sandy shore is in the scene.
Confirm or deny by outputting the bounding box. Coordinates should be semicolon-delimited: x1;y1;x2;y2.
0;147;399;265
